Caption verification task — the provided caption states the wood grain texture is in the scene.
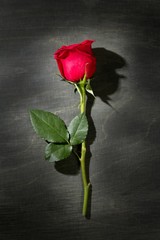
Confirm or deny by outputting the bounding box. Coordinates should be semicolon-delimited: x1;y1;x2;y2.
0;0;160;239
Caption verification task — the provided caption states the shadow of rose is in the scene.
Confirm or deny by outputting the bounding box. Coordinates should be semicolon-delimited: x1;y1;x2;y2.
92;47;126;105
86;48;126;147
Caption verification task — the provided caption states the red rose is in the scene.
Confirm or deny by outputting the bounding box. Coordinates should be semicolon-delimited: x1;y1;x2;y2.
54;40;96;82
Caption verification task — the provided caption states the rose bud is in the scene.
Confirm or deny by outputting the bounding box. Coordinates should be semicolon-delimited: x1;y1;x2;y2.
54;40;96;82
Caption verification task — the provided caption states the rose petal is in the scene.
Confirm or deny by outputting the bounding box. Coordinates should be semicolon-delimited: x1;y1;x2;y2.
77;40;95;55
54;39;96;82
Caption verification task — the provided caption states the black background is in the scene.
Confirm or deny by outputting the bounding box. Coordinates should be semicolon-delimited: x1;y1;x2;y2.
1;0;160;239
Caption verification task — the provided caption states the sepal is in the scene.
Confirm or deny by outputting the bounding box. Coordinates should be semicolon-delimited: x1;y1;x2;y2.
85;79;95;97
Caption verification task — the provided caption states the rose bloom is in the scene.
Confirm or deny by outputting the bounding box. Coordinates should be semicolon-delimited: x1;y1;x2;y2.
54;40;96;82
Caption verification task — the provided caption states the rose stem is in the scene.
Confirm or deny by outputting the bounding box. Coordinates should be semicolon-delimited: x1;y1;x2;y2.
79;75;91;217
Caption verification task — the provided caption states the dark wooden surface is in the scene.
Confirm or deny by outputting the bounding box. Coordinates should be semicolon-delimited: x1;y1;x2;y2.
1;0;160;239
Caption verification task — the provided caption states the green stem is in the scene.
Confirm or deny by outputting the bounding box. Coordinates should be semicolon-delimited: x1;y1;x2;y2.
79;75;91;217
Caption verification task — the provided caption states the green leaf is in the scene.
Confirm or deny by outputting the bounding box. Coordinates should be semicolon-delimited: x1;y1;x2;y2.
86;80;95;97
45;143;72;162
29;109;69;143
68;113;88;145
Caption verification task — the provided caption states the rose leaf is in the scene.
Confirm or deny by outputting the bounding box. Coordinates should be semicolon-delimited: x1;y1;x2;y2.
68;113;88;145
29;109;69;143
45;143;72;162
